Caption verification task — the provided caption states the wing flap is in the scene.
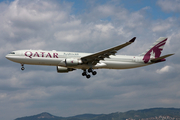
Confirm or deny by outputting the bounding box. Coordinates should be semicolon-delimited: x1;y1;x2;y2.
81;37;136;64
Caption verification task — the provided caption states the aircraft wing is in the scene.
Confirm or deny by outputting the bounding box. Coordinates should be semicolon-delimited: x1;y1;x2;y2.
81;37;136;65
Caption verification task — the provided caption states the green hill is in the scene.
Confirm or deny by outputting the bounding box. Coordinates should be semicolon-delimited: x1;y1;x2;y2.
15;108;180;120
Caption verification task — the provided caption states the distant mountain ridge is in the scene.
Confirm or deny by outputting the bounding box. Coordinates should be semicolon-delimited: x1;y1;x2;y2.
15;108;180;120
15;112;63;120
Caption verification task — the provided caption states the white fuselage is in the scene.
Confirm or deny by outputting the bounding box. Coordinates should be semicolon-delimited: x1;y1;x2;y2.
5;37;172;79
6;50;152;70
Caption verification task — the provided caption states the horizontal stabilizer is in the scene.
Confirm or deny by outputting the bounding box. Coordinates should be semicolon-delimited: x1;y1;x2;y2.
151;53;174;63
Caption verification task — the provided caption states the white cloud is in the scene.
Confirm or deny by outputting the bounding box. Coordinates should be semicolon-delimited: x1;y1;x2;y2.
95;23;114;32
159;98;180;104
156;65;172;74
152;23;171;32
97;5;115;16
0;0;180;120
157;0;180;13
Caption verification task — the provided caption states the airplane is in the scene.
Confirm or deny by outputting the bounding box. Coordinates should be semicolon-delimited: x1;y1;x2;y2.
6;37;174;79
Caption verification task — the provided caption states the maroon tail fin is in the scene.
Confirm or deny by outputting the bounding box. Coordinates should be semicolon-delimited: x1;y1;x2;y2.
140;37;168;63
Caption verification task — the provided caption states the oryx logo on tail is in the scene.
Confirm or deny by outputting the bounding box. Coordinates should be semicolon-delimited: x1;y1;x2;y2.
141;37;167;63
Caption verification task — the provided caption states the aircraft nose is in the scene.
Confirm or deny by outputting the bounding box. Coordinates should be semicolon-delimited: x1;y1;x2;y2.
5;54;10;59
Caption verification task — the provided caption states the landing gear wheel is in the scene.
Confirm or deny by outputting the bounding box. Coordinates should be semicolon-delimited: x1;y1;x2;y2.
82;69;95;79
82;72;86;76
88;68;93;73
21;67;25;71
92;71;97;75
86;74;91;79
87;68;97;76
21;64;25;71
82;69;87;76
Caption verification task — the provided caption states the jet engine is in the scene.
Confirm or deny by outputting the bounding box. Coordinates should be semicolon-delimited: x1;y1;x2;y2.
56;66;75;73
65;58;82;66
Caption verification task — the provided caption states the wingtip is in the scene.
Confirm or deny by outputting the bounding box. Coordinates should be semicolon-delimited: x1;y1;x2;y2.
129;37;136;42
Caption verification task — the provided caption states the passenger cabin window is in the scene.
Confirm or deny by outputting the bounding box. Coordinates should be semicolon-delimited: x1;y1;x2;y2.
9;52;15;54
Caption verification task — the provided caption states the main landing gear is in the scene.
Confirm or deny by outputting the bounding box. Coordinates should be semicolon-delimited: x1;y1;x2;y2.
82;68;97;79
21;64;25;70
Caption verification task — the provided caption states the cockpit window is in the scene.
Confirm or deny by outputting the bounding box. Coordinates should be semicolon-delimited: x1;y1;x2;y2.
9;52;15;54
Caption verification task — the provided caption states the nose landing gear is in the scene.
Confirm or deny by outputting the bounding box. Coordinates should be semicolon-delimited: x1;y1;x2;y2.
21;64;25;71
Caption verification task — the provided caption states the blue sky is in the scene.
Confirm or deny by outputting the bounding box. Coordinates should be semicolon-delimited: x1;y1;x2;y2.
60;0;179;19
0;0;180;120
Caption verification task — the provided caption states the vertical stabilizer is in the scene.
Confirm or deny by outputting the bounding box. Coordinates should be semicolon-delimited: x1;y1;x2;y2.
140;37;168;63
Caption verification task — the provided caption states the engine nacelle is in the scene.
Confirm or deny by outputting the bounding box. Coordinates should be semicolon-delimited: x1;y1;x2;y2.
56;66;75;73
65;58;82;67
